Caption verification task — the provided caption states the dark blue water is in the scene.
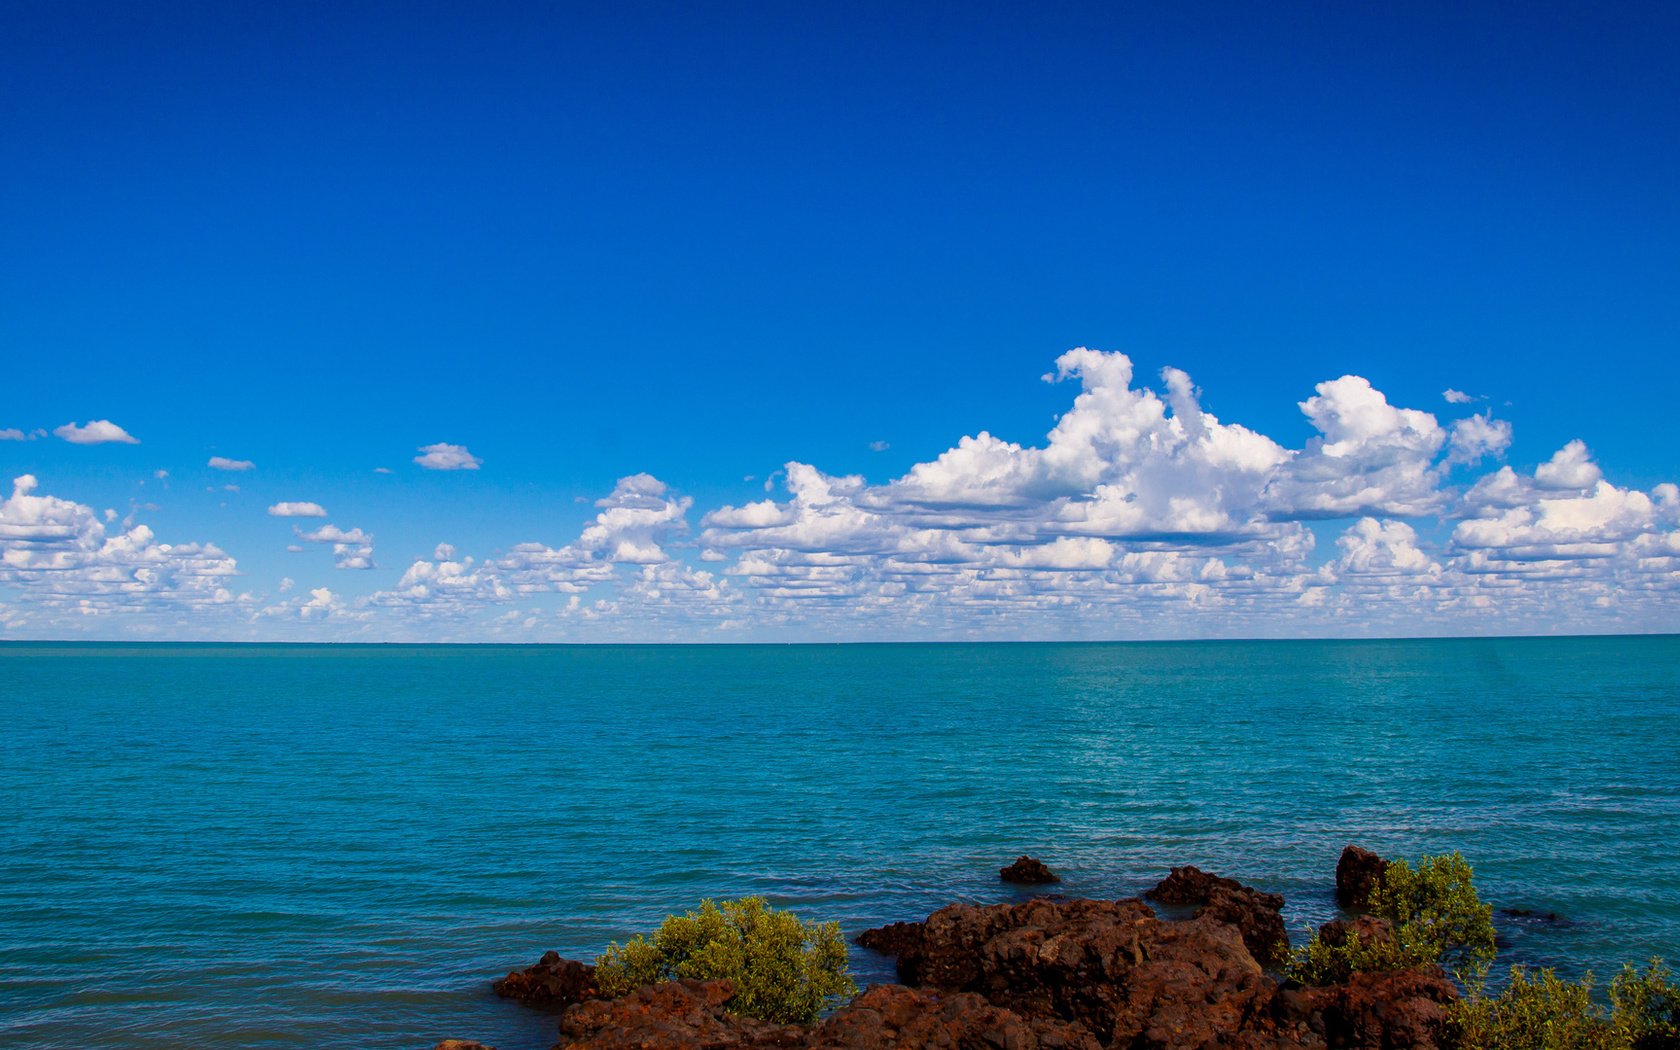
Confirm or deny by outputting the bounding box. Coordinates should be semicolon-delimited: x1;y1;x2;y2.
2;638;1677;1049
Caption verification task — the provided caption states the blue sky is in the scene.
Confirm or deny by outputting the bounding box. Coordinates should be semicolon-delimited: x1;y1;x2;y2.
3;2;1678;640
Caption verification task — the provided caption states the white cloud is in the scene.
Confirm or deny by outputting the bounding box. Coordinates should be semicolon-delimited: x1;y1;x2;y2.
1445;412;1513;466
8;348;1676;641
1443;389;1475;405
869;440;891;452
1534;440;1603;491
208;456;255;471
1;428;33;441
55;420;139;445
0;474;244;625
414;443;482;471
267;502;328;518
297;523;375;570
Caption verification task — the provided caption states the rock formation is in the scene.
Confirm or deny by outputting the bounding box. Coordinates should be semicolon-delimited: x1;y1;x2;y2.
1000;855;1061;884
489;860;1462;1049
1335;846;1389;909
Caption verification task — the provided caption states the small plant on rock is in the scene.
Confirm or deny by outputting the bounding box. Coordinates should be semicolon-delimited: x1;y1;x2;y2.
593;897;857;1024
1288;850;1495;985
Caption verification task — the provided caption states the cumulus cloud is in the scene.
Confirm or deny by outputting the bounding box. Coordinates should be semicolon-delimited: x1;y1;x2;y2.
268;502;328;518
1;428;41;441
208;456;255;471
54;420;138;445
8;348;1676;640
1443;389;1475;405
414;443;482;470
1534;440;1603;491
0;474;243;625
1445;412;1513;466
297;523;375;570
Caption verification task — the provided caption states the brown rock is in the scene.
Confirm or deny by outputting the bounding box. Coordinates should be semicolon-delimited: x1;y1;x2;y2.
1336;846;1390;910
852;921;926;984
435;1042;496;1050
1001;855;1061;884
555;978;806;1049
1317;916;1398;954
813;984;1102;1049
1295;967;1458;1049
906;895;1301;1046
493;950;601;1009
1147;865;1291;969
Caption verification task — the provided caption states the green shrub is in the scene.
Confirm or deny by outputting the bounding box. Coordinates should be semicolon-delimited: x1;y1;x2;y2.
1444;959;1678;1050
1448;966;1618;1050
1288;850;1495;985
1372;851;1496;980
1286;920;1417;985
1611;959;1680;1050
593;897;857;1024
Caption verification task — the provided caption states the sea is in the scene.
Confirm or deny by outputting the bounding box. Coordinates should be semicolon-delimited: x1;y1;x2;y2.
1;637;1677;1049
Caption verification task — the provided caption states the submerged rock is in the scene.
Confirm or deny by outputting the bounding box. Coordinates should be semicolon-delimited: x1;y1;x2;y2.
435;1042;496;1050
1336;846;1389;909
492;950;600;1009
1000;855;1061;884
1147;864;1291;968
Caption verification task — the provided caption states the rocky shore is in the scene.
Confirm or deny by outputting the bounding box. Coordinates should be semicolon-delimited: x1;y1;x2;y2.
450;848;1465;1050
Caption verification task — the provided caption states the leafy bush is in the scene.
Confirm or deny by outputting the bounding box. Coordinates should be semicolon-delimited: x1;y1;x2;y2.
1611;960;1680;1050
594;897;857;1024
1288;850;1495;985
1372;851;1496;979
1287;919;1417;985
1446;960;1680;1050
1448;966;1618;1050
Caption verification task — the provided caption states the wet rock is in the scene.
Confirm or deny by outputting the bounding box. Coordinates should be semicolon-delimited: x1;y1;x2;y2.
852;921;925;984
1147;865;1291;968
1336;846;1389;909
493;950;601;1009
435;1042;496;1050
1001;855;1061;884
1499;907;1567;924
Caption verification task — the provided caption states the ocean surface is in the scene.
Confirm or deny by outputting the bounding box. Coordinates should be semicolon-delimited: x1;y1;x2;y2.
1;637;1677;1049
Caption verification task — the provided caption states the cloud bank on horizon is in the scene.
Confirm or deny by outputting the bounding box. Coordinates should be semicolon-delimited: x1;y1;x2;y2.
1;349;1676;641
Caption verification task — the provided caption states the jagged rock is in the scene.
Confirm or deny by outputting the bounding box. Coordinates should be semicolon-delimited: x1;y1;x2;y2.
852;921;925;984
519;873;1464;1050
1294;967;1459;1049
556;978;801;1048
553;978;1104;1049
813;983;1102;1049
1317;916;1398;954
1147;865;1291;968
907;895;1297;1045
1336;846;1389;909
493;950;600;1009
1001;855;1061;885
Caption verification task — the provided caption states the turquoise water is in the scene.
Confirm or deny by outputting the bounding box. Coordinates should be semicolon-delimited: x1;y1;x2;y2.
1;638;1677;1049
